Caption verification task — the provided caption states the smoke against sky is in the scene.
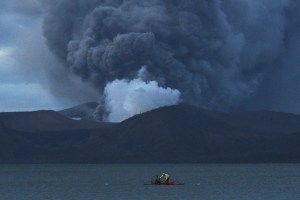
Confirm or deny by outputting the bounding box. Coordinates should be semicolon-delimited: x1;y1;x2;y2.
103;67;181;122
104;78;181;122
0;0;300;116
41;0;300;116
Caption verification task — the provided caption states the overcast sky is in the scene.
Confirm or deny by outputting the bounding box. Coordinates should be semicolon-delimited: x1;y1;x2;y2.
0;0;98;111
0;0;56;111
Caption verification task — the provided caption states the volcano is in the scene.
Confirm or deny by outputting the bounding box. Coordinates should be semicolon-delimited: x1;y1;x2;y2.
0;104;300;163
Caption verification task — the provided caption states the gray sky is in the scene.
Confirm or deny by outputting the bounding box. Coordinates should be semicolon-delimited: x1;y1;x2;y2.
0;0;98;111
0;0;56;111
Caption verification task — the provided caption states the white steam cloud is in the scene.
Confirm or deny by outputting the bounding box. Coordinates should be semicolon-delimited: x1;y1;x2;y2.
103;78;181;122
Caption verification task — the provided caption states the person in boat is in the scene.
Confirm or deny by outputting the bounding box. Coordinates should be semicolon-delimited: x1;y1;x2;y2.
154;175;161;184
160;173;170;183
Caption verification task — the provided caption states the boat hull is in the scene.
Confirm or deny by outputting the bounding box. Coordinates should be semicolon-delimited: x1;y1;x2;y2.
144;181;184;185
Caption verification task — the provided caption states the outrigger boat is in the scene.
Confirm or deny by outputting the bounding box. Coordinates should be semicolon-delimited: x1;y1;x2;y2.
144;180;184;185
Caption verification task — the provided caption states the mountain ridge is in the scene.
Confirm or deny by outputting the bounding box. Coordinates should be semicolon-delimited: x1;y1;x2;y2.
0;104;300;163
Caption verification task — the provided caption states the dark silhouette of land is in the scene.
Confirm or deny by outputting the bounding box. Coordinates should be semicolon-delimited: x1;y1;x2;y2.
0;104;300;163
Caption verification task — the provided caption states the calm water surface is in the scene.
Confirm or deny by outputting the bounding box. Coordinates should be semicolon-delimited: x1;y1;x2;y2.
0;164;299;200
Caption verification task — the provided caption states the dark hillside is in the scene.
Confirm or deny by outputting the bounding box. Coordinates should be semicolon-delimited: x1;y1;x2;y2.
0;104;300;163
0;110;110;132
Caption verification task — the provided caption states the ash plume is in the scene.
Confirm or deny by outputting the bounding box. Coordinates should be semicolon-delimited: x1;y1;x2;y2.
42;0;300;114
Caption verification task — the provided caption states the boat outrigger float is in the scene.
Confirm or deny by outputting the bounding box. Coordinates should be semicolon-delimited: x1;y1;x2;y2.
144;180;184;185
145;173;184;185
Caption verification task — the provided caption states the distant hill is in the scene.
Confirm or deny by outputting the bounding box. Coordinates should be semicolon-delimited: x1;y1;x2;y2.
59;102;99;121
0;110;110;132
0;104;300;163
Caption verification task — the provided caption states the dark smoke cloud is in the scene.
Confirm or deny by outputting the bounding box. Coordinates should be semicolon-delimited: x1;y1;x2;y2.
41;0;300;112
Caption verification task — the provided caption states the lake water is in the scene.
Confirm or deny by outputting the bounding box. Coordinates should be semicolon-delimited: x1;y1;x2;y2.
0;164;299;200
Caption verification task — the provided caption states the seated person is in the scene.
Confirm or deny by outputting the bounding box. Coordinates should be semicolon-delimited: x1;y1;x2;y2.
154;175;161;184
160;173;170;183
